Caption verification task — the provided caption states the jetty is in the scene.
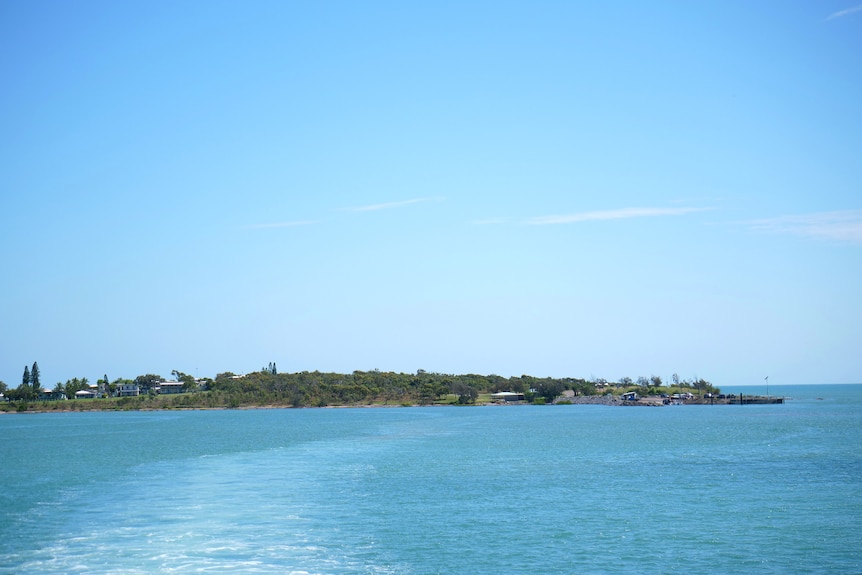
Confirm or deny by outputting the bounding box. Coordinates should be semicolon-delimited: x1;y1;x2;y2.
676;394;784;405
733;395;784;405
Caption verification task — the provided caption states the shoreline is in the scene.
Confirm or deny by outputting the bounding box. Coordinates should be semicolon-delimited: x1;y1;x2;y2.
0;394;784;414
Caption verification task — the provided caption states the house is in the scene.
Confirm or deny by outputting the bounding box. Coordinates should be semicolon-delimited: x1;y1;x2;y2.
117;383;140;397
491;391;525;402
38;389;67;401
621;391;638;401
159;381;184;394
75;389;97;399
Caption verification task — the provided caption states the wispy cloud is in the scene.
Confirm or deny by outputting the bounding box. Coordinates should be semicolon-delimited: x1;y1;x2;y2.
343;196;444;212
526;206;709;225
745;210;862;243
245;220;319;230
826;4;862;20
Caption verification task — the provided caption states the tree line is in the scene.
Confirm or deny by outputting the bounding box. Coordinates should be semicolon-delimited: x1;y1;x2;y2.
205;369;600;407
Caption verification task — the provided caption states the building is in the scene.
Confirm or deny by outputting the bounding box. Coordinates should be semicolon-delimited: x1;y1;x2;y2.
117;383;140;397
159;381;184;394
491;391;525;402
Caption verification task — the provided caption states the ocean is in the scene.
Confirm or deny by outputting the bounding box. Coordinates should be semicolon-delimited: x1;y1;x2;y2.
1;384;860;574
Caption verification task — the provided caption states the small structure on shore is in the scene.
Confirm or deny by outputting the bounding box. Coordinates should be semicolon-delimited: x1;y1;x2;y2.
491;392;525;402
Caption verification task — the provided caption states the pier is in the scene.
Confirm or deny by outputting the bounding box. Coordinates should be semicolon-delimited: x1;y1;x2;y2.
736;395;784;405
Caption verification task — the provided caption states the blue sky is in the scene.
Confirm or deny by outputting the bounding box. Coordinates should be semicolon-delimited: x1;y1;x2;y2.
2;0;860;388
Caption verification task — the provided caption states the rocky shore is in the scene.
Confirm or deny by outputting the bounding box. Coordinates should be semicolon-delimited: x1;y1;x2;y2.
556;395;625;406
555;394;784;406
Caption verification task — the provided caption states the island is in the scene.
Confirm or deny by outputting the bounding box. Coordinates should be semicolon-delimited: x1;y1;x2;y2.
0;366;780;413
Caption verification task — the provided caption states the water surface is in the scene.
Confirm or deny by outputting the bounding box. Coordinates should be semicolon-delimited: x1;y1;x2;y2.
1;384;860;574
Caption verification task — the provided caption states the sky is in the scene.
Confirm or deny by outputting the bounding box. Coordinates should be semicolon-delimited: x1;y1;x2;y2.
1;0;861;389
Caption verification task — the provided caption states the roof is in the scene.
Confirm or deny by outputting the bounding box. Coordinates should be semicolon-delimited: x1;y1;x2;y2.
491;392;525;400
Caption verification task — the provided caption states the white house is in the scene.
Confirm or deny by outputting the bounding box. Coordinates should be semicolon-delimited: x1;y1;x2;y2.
118;383;140;397
159;381;184;394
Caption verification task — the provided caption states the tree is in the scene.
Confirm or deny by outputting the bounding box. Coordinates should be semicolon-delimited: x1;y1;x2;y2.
31;362;41;391
0;380;7;394
451;381;478;404
22;365;31;389
64;377;89;398
5;385;26;401
534;379;565;403
650;375;662;388
134;374;162;394
418;381;446;405
172;370;197;392
691;377;716;393
672;373;680;386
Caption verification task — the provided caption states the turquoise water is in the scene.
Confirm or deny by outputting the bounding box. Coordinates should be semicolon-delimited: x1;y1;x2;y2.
1;384;860;574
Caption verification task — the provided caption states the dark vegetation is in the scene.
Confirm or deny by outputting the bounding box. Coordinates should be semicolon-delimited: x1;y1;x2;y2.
206;369;599;408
